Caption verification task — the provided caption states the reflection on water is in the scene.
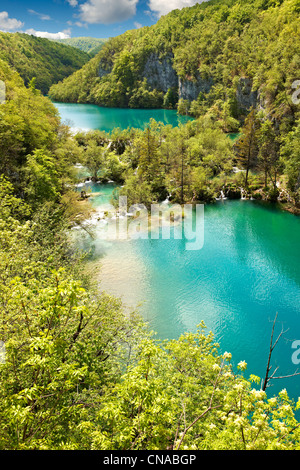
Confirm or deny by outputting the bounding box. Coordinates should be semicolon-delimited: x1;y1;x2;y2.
73;183;300;404
53;102;193;132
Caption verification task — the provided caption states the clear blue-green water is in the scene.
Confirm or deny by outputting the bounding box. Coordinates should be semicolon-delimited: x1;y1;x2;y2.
74;182;300;404
53;102;193;132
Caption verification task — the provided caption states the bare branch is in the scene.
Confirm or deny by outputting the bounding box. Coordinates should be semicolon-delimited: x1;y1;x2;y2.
262;313;295;390
268;370;300;382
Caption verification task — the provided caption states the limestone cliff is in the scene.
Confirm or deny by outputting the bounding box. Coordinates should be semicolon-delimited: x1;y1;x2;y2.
142;53;178;93
139;52;257;111
97;49;258;113
236;78;258;112
178;75;213;101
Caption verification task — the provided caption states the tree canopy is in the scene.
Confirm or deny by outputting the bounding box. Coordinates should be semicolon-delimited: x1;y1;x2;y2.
0;5;300;450
0;32;90;94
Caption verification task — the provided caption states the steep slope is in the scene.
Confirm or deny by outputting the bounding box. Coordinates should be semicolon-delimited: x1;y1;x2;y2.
0;32;90;94
48;0;300;122
52;37;107;56
0;57;61;184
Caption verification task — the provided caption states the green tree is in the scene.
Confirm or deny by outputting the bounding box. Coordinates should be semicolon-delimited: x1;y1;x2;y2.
77;324;300;450
135;124;167;202
0;32;90;94
163;87;179;109
83;142;106;180
280;119;300;204
23;150;61;207
235;109;260;187
258;118;281;192
0;182;143;449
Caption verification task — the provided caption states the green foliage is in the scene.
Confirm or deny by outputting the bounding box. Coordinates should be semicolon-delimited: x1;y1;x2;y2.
114;116;234;206
0;32;90;94
280;119;300;204
235;109;260;186
0;59;60;181
163;87;179;109
82;141;106;180
129;79;164;109
52;37;107;57
23;150;61;207
0;180;143;449
49;0;300;130
0;194;299;452
0;175;31;221
0;0;300;450
73;326;300;450
0;59;88;205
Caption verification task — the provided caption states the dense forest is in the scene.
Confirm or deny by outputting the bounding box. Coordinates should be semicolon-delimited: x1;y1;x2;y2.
53;37;108;57
0;0;300;451
62;112;300;215
0;32;90;94
48;0;300;210
49;0;300;119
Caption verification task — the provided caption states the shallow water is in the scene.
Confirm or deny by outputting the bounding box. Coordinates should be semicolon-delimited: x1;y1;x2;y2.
73;182;300;403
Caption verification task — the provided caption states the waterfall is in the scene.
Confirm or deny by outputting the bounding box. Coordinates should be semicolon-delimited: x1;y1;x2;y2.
162;194;171;204
216;190;227;201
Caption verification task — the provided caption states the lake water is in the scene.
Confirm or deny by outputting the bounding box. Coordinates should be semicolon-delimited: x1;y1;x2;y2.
59;101;300;406
73;182;300;405
53;102;193;132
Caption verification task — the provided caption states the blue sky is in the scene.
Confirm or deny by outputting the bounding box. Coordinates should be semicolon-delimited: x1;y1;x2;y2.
0;0;205;39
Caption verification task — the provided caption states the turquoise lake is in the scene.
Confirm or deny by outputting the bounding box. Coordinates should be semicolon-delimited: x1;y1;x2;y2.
53;100;300;406
53;102;193;132
73;182;300;405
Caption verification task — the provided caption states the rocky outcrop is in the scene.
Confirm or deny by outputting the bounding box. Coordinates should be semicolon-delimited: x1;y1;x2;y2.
98;65;112;78
141;52;214;100
99;49;259;113
178;75;213;101
236;78;258;111
142;54;257;113
142;53;178;93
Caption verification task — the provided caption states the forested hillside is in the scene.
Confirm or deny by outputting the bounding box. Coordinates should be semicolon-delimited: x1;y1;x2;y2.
1;6;300;448
0;32;90;94
53;37;107;56
49;0;300;211
49;0;300;122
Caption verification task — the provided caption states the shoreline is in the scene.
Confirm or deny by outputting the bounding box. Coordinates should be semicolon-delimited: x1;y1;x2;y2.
76;181;300;229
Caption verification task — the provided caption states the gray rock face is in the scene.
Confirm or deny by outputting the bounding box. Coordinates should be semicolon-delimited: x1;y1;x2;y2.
141;52;214;100
178;75;213;101
98;50;259;114
236;78;258;111
142;53;178;93
178;75;257;109
98;65;111;79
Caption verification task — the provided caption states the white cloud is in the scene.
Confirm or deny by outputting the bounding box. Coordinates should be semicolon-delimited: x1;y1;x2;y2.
134;21;142;29
68;20;88;28
67;0;79;6
25;28;72;40
148;0;205;17
0;11;24;31
79;0;139;24
75;21;88;27
28;9;51;21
